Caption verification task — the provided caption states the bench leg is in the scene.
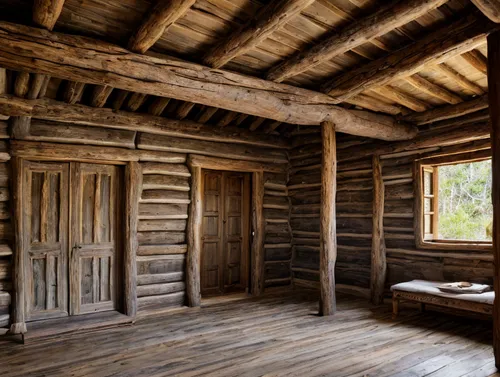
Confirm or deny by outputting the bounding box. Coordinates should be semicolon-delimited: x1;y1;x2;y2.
392;297;399;319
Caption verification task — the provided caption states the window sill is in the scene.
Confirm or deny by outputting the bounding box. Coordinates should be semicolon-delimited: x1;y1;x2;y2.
416;238;493;252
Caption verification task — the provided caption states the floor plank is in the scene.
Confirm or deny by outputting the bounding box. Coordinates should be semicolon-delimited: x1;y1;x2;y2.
0;289;495;377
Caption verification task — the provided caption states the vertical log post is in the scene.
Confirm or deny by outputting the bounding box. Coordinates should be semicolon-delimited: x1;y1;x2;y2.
124;161;141;317
186;163;202;307
251;171;265;296
488;30;500;369
370;154;387;305
319;121;337;316
10;157;27;334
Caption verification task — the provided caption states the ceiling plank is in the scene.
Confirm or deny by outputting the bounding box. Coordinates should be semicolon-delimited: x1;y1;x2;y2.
0;22;416;141
265;0;448;82
33;0;66;30
203;0;315;69
471;0;500;22
401;94;488;125
128;0;196;54
0;94;289;149
322;13;496;103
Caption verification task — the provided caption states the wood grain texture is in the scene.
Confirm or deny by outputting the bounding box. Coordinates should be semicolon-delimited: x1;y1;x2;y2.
323;13;496;102
251;171;265;296
203;0;315;69
370;155;386;305
472;0;500;22
128;0;196;54
124;162;141;317
186;165;201;307
0;22;417;141
319;121;336;316
487;30;500;369
33;0;66;30
266;0;448;82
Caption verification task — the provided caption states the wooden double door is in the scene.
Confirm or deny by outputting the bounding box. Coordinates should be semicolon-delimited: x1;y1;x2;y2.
201;170;251;296
22;160;122;321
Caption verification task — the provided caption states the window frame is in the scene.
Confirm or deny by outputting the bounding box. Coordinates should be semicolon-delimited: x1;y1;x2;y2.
414;151;492;252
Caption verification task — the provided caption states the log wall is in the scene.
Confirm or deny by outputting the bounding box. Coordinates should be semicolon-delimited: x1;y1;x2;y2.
0;135;10;331
289;132;372;294
288;130;493;297
4;117;292;319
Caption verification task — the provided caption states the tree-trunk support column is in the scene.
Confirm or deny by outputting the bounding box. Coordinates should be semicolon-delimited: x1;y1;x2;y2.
370;154;387;305
186;164;202;307
319;121;337;316
488;30;500;369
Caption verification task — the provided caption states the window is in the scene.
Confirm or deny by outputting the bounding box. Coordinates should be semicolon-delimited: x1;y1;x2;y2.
415;154;492;251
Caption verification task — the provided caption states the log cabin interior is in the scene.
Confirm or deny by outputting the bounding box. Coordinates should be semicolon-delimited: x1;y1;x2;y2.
2;0;500;375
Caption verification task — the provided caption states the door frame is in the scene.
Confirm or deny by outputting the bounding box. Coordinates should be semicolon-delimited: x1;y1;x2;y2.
9;143;141;334
186;155;270;307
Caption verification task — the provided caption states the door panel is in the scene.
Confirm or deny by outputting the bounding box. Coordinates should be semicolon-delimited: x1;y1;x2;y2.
23;161;69;321
70;163;121;315
201;170;250;296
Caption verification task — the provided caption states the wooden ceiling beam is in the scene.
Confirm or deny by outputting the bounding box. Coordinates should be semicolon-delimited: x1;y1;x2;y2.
0;22;417;141
322;13;496;103
217;112;238;127
128;0;196;54
404;74;463;104
27;74;50;100
203;0;315;69
471;0;500;23
370;86;429;113
461;50;488;74
174;102;195;120
33;0;66;30
148;97;171;116
401;94;488;125
265;0;448;82
0;94;289;149
89;85;113;108
434;63;485;95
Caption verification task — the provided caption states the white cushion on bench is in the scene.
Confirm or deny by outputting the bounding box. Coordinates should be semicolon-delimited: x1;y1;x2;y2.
391;280;494;305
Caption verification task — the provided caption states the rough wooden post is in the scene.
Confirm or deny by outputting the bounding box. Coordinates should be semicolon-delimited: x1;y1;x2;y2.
251;171;265;296
319;121;337;316
10;157;27;334
124;161;141;317
186;163;202;307
370;154;387;305
488;30;500;369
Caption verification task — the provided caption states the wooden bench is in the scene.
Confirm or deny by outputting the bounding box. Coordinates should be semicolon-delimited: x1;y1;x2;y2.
391;280;493;318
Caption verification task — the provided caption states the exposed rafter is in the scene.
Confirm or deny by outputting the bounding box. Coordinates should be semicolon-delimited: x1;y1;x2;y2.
203;0;315;69
265;0;449;82
0;22;417;140
471;0;500;22
128;0;196;54
322;13;496;103
404;74;463;104
434;63;485;95
33;0;66;30
461;50;488;74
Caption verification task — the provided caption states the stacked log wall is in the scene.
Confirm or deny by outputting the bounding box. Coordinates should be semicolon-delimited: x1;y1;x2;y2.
288;132;372;294
0;128;10;331
6;118;290;317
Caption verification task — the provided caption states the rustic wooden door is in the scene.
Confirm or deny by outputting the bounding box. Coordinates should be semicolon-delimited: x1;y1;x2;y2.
201;170;250;296
23;161;69;321
70;163;122;315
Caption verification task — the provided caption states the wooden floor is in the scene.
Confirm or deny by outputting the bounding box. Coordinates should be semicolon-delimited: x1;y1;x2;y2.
0;289;497;377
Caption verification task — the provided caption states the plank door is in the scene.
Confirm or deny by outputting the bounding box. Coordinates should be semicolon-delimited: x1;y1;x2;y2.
23;161;69;321
70;163;122;315
201;170;250;296
201;171;223;296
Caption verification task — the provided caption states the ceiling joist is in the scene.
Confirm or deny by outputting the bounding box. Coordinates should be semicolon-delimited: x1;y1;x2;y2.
0;22;417;141
471;0;500;22
322;12;496;103
265;0;449;82
33;0;66;30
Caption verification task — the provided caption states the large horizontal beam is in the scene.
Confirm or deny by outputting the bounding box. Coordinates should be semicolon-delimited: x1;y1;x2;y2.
0;22;417;141
266;0;448;82
402;94;489;125
0;94;288;149
323;12;497;102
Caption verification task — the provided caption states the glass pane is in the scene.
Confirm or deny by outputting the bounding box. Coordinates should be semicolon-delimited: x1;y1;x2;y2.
424;198;432;213
424;170;433;195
